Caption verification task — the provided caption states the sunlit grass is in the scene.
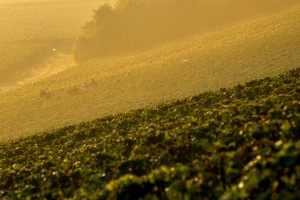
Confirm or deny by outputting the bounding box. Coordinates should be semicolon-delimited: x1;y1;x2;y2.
0;5;299;142
0;0;114;79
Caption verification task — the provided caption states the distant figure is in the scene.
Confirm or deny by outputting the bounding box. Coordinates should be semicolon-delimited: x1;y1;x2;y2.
89;78;98;86
181;59;190;64
68;86;80;95
40;89;51;100
124;72;131;79
80;82;89;90
40;89;47;97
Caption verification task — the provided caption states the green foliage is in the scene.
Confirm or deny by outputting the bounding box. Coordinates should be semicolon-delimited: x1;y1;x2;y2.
0;68;299;199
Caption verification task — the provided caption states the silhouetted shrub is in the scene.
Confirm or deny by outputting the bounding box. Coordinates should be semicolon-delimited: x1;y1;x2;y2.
74;0;294;62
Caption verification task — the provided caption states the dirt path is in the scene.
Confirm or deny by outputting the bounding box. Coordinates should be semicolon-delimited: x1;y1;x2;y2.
0;53;77;93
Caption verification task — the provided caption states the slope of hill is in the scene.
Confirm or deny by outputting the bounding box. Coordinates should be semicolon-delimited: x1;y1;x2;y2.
0;68;299;199
0;5;299;142
0;0;115;85
74;0;299;61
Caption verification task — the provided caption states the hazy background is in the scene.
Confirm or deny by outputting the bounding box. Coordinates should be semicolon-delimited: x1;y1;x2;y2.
0;0;116;85
75;0;299;61
0;0;299;141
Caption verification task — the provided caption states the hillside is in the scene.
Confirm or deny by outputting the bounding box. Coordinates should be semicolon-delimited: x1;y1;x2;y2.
74;0;299;61
0;0;115;85
1;68;299;199
0;5;299;142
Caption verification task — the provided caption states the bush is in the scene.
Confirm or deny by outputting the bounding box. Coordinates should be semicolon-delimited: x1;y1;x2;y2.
74;0;293;62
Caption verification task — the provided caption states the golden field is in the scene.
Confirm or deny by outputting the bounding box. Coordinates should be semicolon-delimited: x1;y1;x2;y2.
0;3;299;142
0;0;115;84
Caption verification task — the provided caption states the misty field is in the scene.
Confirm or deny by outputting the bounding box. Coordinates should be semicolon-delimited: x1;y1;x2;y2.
0;0;300;199
0;5;299;142
0;0;115;85
74;0;299;61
